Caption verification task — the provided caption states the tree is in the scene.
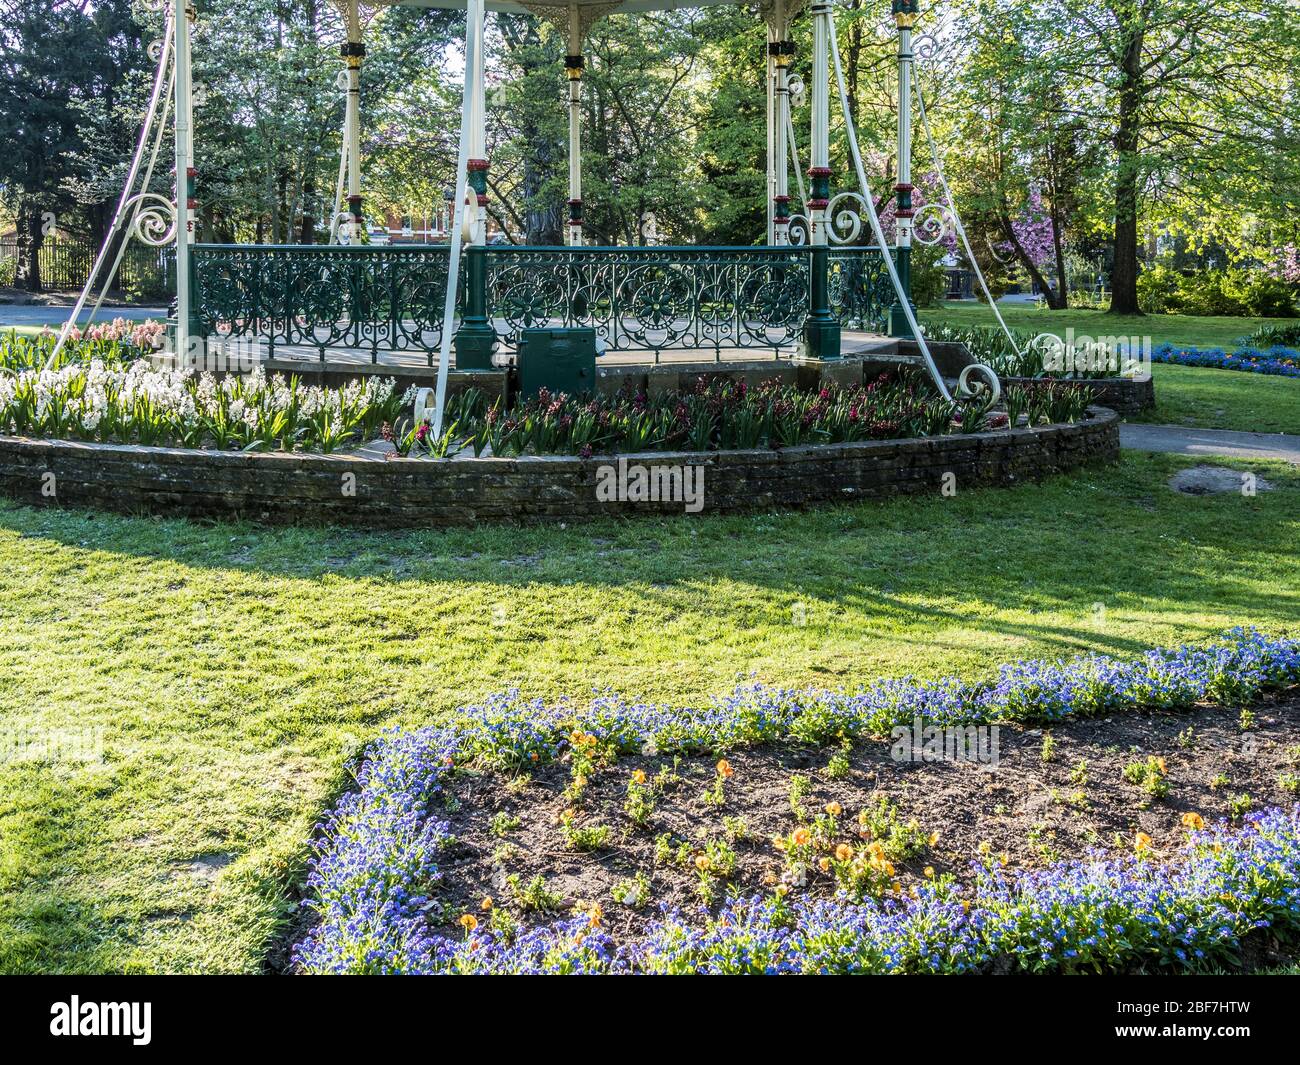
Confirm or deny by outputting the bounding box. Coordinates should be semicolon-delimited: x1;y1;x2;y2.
980;0;1299;315
0;0;147;291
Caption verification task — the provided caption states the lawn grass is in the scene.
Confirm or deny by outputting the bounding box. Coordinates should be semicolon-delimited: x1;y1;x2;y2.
1129;363;1300;436
0;452;1297;974
920;301;1300;350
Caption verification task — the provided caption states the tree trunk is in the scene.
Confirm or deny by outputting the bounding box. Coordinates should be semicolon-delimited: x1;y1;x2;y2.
1109;24;1144;316
998;205;1065;309
15;206;44;294
500;17;563;245
845;0;862;125
299;167;317;244
1049;194;1069;307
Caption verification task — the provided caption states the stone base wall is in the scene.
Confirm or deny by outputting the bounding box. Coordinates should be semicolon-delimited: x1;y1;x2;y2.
0;408;1119;528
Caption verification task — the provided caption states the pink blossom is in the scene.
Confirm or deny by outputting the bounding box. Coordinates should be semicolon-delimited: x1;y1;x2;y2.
1272;245;1300;285
997;187;1056;270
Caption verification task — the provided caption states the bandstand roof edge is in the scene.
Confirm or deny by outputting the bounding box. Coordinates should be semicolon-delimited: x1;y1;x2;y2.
398;0;740;14
393;0;808;22
342;0;809;42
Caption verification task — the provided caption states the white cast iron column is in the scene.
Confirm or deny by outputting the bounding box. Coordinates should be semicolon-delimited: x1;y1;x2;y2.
343;0;365;243
566;4;584;245
888;0;918;336
771;16;793;245
467;2;488;244
765;18;776;244
173;0;195;361
808;2;831;245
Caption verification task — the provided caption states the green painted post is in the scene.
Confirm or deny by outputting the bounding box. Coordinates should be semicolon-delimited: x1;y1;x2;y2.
802;5;841;360
183;167;204;359
187;246;202;344
453;158;496;370
804;163;841;359
803;243;840;359
888;242;914;340
453;245;495;370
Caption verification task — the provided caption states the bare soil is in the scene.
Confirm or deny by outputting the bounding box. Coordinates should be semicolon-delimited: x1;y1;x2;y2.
432;690;1300;944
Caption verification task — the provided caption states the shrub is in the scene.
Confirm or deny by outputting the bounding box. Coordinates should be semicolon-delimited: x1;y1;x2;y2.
910;242;950;309
1135;263;1182;315
1137;265;1298;318
1240;322;1300;348
1237;274;1299;317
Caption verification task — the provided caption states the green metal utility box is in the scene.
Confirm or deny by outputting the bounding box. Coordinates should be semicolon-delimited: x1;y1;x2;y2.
516;327;598;399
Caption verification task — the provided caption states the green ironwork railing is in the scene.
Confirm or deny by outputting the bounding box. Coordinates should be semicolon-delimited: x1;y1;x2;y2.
191;244;457;362
190;242;894;364
829;247;896;332
485;245;809;357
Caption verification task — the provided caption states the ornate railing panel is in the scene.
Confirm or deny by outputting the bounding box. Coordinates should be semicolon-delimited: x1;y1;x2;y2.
190;243;894;363
829;247;894;332
192;244;455;361
485;245;813;357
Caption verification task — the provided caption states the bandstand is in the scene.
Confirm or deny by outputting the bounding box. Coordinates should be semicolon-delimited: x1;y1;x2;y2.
59;0;1007;429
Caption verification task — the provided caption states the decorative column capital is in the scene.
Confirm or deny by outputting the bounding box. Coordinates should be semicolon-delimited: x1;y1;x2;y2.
340;41;366;68
895;182;915;217
891;0;919;28
467;159;490;206
807;166;832;209
768;39;796;67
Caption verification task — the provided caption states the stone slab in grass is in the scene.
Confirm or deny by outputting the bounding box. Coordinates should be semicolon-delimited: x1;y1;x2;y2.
1169;464;1274;495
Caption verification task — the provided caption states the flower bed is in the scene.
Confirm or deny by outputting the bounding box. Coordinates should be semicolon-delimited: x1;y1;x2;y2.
0;361;1097;459
0;360;412;453
412;809;1300;974
922;322;1144;381
1;318;164;371
292;628;1300;974
1240;322;1300;349
1152;342;1300;379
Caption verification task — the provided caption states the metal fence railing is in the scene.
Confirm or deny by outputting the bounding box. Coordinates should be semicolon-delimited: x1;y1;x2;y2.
0;238;172;300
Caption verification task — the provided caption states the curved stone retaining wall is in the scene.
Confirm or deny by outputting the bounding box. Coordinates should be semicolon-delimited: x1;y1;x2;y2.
0;408;1119;527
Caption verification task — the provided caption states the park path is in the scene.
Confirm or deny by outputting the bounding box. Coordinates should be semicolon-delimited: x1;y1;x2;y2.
1120;423;1300;466
0;304;167;329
